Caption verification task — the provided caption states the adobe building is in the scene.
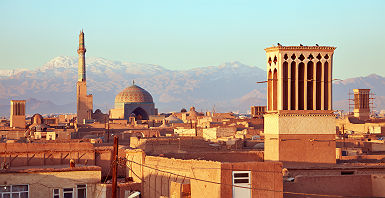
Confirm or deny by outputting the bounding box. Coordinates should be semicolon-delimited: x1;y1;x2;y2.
353;89;371;121
0;166;101;198
10;100;26;129
263;45;337;164
76;30;93;124
110;82;156;120
125;149;283;198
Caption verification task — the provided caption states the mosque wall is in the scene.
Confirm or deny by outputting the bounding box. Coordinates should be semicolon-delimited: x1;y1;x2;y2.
123;103;155;120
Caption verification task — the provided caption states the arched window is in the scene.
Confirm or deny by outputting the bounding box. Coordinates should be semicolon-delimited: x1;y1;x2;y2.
273;69;278;110
290;62;296;110
268;70;273;111
324;61;329;110
307;61;314;110
283;62;288;110
316;61;322;110
298;63;305;110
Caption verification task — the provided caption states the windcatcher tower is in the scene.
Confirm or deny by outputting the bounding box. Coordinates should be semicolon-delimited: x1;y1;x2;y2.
353;89;371;121
10;100;26;128
263;45;337;164
76;30;93;124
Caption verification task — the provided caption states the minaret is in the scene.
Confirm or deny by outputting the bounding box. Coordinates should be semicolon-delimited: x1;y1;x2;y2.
77;30;86;81
76;30;93;124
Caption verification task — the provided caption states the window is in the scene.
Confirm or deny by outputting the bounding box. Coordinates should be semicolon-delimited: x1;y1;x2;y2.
53;189;60;198
232;171;251;198
76;184;86;198
63;188;73;198
0;185;29;198
341;170;355;175
233;172;250;184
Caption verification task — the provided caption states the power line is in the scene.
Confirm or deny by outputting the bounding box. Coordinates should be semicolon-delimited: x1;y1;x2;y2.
120;158;357;198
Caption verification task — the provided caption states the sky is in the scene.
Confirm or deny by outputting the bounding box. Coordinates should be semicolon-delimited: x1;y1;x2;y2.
0;0;384;79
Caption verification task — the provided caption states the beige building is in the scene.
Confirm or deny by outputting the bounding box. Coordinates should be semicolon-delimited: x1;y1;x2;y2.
0;166;101;198
125;149;283;198
264;45;337;164
76;30;93;124
202;127;236;140
10;100;26;129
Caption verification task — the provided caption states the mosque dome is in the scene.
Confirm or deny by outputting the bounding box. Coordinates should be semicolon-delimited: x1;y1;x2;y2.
165;115;184;124
115;84;154;104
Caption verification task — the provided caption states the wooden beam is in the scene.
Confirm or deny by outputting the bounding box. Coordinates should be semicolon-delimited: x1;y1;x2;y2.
27;153;36;166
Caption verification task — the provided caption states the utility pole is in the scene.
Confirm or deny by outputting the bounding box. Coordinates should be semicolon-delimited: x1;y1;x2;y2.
111;136;118;198
107;121;110;143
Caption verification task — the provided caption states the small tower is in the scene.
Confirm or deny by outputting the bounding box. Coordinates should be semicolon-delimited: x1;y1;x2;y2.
353;89;371;121
10;100;26;128
76;30;93;124
263;45;337;164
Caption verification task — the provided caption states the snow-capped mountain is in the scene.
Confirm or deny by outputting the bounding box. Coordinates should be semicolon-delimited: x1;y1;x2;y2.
0;56;383;116
0;56;266;115
0;69;29;78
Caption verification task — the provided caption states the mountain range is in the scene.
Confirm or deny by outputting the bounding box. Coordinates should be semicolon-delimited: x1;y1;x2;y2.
0;56;384;116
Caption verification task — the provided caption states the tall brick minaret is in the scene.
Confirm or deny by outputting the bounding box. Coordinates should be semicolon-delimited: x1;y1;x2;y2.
76;30;93;124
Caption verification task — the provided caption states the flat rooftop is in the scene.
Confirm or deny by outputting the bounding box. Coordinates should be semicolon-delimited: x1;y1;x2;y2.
0;164;101;174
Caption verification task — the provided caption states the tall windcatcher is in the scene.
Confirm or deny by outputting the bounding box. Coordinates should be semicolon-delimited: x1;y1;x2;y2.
353;89;371;121
10;100;26;128
263;45;337;164
76;30;93;124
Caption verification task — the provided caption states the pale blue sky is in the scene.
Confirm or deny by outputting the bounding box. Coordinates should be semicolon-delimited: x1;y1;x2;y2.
0;0;384;79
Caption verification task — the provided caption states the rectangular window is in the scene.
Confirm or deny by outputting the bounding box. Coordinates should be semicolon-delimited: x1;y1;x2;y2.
0;185;28;198
341;170;355;175
232;171;251;198
63;188;74;198
76;184;87;198
53;188;60;198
